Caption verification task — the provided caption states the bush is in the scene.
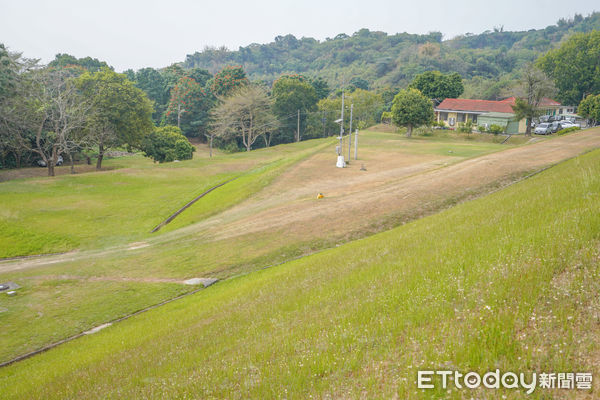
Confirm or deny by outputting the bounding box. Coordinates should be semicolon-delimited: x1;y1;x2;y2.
488;124;505;134
142;126;195;163
457;120;474;133
556;126;580;136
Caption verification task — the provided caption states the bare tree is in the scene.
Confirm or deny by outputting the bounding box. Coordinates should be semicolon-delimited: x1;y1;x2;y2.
211;85;279;151
9;68;91;176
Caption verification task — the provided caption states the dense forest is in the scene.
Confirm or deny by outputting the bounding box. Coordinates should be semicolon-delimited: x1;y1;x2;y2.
184;12;600;99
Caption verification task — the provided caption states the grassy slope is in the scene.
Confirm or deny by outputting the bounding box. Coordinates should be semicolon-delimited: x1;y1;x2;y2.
0;139;332;258
0;132;556;365
1;147;598;399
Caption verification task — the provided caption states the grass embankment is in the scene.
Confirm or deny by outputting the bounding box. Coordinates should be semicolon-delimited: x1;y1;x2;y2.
2;148;598;399
0;139;331;258
0;132;558;364
0;140;332;362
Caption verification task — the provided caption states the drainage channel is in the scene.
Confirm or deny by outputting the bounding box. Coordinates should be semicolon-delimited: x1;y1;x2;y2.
0;279;218;368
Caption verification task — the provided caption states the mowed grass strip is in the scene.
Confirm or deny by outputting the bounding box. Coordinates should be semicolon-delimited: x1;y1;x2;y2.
1;149;598;398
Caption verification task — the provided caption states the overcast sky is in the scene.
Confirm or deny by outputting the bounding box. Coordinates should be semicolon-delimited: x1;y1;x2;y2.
1;0;597;72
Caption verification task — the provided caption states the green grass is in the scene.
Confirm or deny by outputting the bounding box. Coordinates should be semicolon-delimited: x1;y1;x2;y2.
0;139;331;258
0;131;571;368
2;147;598;399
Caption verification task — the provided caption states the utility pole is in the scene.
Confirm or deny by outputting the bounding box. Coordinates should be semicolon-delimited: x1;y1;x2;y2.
354;129;358;160
297;109;300;142
339;91;345;149
348;103;353;160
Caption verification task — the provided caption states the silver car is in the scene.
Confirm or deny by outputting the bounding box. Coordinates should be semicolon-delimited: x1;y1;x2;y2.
534;123;552;135
37;156;63;167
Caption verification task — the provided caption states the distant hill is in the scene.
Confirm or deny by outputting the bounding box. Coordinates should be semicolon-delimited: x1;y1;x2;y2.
183;12;600;99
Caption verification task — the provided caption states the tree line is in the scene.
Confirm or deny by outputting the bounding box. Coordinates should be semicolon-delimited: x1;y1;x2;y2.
2;23;599;172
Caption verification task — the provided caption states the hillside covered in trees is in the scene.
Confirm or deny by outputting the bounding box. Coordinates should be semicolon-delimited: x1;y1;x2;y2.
184;12;600;99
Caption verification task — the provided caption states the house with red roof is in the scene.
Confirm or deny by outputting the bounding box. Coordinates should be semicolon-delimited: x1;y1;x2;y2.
434;97;574;133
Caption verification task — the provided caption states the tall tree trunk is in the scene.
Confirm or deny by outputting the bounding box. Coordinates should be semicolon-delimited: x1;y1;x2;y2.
15;152;21;168
68;153;75;174
48;147;58;177
406;124;413;138
86;155;91;165
96;142;104;170
525;118;532;136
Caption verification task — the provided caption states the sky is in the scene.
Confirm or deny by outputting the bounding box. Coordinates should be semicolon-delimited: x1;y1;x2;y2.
1;0;597;72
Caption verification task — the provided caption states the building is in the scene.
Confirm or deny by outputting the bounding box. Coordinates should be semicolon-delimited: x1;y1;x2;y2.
434;97;574;134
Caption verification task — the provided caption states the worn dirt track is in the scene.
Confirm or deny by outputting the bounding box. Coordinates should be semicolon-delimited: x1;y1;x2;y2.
2;128;600;274
193;128;600;240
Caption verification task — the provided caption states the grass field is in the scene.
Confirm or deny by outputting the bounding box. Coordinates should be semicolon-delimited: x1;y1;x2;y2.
0;127;599;399
0;139;332;258
1;143;598;399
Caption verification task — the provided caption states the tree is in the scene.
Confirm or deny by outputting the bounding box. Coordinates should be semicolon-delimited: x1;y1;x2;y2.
5;67;92;176
48;53;111;72
510;65;556;136
130;67;167;123
349;77;369;91
537;31;600;105
0;45;39;169
345;89;384;129
76;68;154;169
578;94;600;125
272;75;318;142
142;125;195;163
409;71;464;103
210;65;248;97
210;85;278;151
309;77;330;100
165;76;213;137
391;88;434;137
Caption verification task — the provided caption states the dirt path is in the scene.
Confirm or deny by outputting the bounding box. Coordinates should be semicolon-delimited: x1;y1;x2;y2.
191;128;600;241
2;129;600;274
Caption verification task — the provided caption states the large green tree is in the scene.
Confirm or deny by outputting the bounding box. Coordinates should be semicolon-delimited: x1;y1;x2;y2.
391;88;434;137
578;94;600;125
409;71;463;103
210;65;248;97
76;68;154;169
272;75;318;142
165;76;213;137
48;53;111;72
130;67;167;123
537;30;600;105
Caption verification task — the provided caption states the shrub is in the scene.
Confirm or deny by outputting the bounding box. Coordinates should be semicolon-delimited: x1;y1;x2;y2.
142;126;195;163
556;126;580;136
457;120;474;133
488;124;505;135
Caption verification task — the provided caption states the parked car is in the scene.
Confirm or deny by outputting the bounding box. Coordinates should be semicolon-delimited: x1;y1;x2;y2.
549;121;562;133
558;121;580;129
539;115;551;123
534;123;552;135
37;156;63;167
